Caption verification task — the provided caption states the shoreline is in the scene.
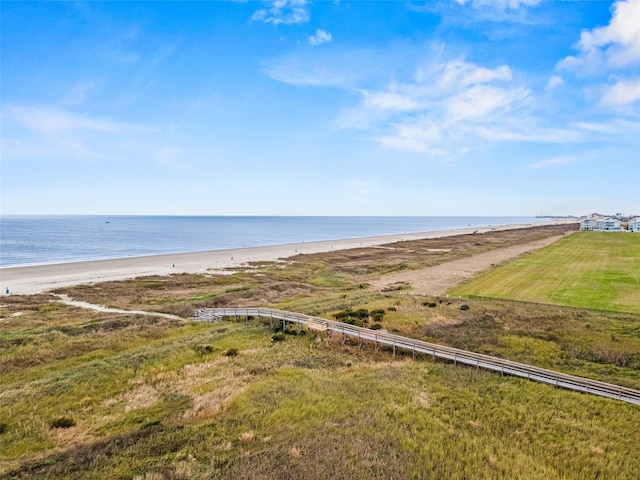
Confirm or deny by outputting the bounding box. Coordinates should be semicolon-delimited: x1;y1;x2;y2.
0;219;576;295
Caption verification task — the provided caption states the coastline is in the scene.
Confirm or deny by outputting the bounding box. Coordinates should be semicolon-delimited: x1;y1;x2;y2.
0;219;576;295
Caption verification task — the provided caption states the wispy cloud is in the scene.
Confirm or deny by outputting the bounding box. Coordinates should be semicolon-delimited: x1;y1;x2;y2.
262;48;381;88
419;0;544;25
309;29;332;46
252;0;309;26
2;104;151;161
454;0;541;10
6;105;133;135
527;155;575;169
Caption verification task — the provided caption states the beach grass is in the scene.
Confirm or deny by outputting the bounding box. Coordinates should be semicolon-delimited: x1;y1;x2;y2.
2;224;640;478
2;309;639;479
449;232;640;313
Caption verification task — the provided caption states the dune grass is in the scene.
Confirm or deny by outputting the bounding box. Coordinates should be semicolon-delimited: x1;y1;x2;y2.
2;312;639;479
450;232;640;313
2;224;640;479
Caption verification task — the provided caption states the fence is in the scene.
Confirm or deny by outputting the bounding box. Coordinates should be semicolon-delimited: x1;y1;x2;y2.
458;295;640;317
192;307;640;405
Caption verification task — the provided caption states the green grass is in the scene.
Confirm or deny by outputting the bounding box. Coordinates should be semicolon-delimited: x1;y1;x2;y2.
450;232;640;313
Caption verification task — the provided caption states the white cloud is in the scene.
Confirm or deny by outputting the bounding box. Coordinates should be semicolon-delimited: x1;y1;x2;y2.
335;59;532;157
600;78;640;105
252;0;309;25
559;0;640;73
309;29;332;46
578;0;640;68
546;75;563;89
557;0;640;109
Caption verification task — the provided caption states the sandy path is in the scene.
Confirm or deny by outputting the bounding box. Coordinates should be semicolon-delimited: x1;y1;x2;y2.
369;234;570;296
55;294;183;320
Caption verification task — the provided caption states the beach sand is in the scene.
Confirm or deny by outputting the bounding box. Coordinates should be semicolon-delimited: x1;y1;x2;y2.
0;220;575;295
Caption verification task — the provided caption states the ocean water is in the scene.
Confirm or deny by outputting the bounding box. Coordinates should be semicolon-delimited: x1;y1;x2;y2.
0;216;545;268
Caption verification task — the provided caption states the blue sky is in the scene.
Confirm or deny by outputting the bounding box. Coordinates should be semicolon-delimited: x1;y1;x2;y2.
2;0;639;216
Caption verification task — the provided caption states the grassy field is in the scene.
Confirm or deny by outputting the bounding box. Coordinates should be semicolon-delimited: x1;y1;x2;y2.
450;232;640;313
2;224;640;479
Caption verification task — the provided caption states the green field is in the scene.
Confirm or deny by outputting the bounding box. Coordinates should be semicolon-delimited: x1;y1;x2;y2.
450;232;640;313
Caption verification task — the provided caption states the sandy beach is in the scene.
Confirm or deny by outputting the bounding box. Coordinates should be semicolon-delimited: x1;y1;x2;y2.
0;219;575;295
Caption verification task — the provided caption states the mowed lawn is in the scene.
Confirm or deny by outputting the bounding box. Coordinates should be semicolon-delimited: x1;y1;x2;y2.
450;232;640;313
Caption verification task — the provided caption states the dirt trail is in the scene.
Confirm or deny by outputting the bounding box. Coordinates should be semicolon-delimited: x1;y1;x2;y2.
369;234;569;296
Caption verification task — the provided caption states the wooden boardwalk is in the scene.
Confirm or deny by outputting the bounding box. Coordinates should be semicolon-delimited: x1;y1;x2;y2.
192;307;640;405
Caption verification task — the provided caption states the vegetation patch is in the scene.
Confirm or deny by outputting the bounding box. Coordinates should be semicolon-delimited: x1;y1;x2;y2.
50;417;76;429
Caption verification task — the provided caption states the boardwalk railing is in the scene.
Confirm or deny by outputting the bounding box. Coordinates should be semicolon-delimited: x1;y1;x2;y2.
192;307;640;405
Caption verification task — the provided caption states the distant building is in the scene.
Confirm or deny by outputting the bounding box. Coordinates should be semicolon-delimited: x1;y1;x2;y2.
628;218;640;232
580;218;599;231
596;217;622;232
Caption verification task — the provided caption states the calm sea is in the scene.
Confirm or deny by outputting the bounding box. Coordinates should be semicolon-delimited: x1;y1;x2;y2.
0;216;544;268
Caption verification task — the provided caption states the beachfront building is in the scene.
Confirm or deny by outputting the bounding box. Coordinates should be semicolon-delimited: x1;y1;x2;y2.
580;218;599;231
628;218;640;232
596;217;622;232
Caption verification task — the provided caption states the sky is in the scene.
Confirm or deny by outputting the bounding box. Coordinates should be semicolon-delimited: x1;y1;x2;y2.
1;0;639;216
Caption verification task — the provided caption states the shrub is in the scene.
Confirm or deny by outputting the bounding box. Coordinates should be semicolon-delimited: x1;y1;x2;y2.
284;326;305;336
194;344;214;355
50;417;76;429
0;423;7;434
271;332;286;342
334;308;370;324
353;308;370;320
225;348;239;357
427;303;437;308
370;323;383;330
387;306;397;312
333;309;353;321
460;304;470;311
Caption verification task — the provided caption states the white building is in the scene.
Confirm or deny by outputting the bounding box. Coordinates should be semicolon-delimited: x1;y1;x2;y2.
596;217;622;232
580;218;599;231
628;218;640;232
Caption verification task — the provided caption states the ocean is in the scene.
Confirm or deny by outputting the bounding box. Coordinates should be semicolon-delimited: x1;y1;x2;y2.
0;216;545;268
